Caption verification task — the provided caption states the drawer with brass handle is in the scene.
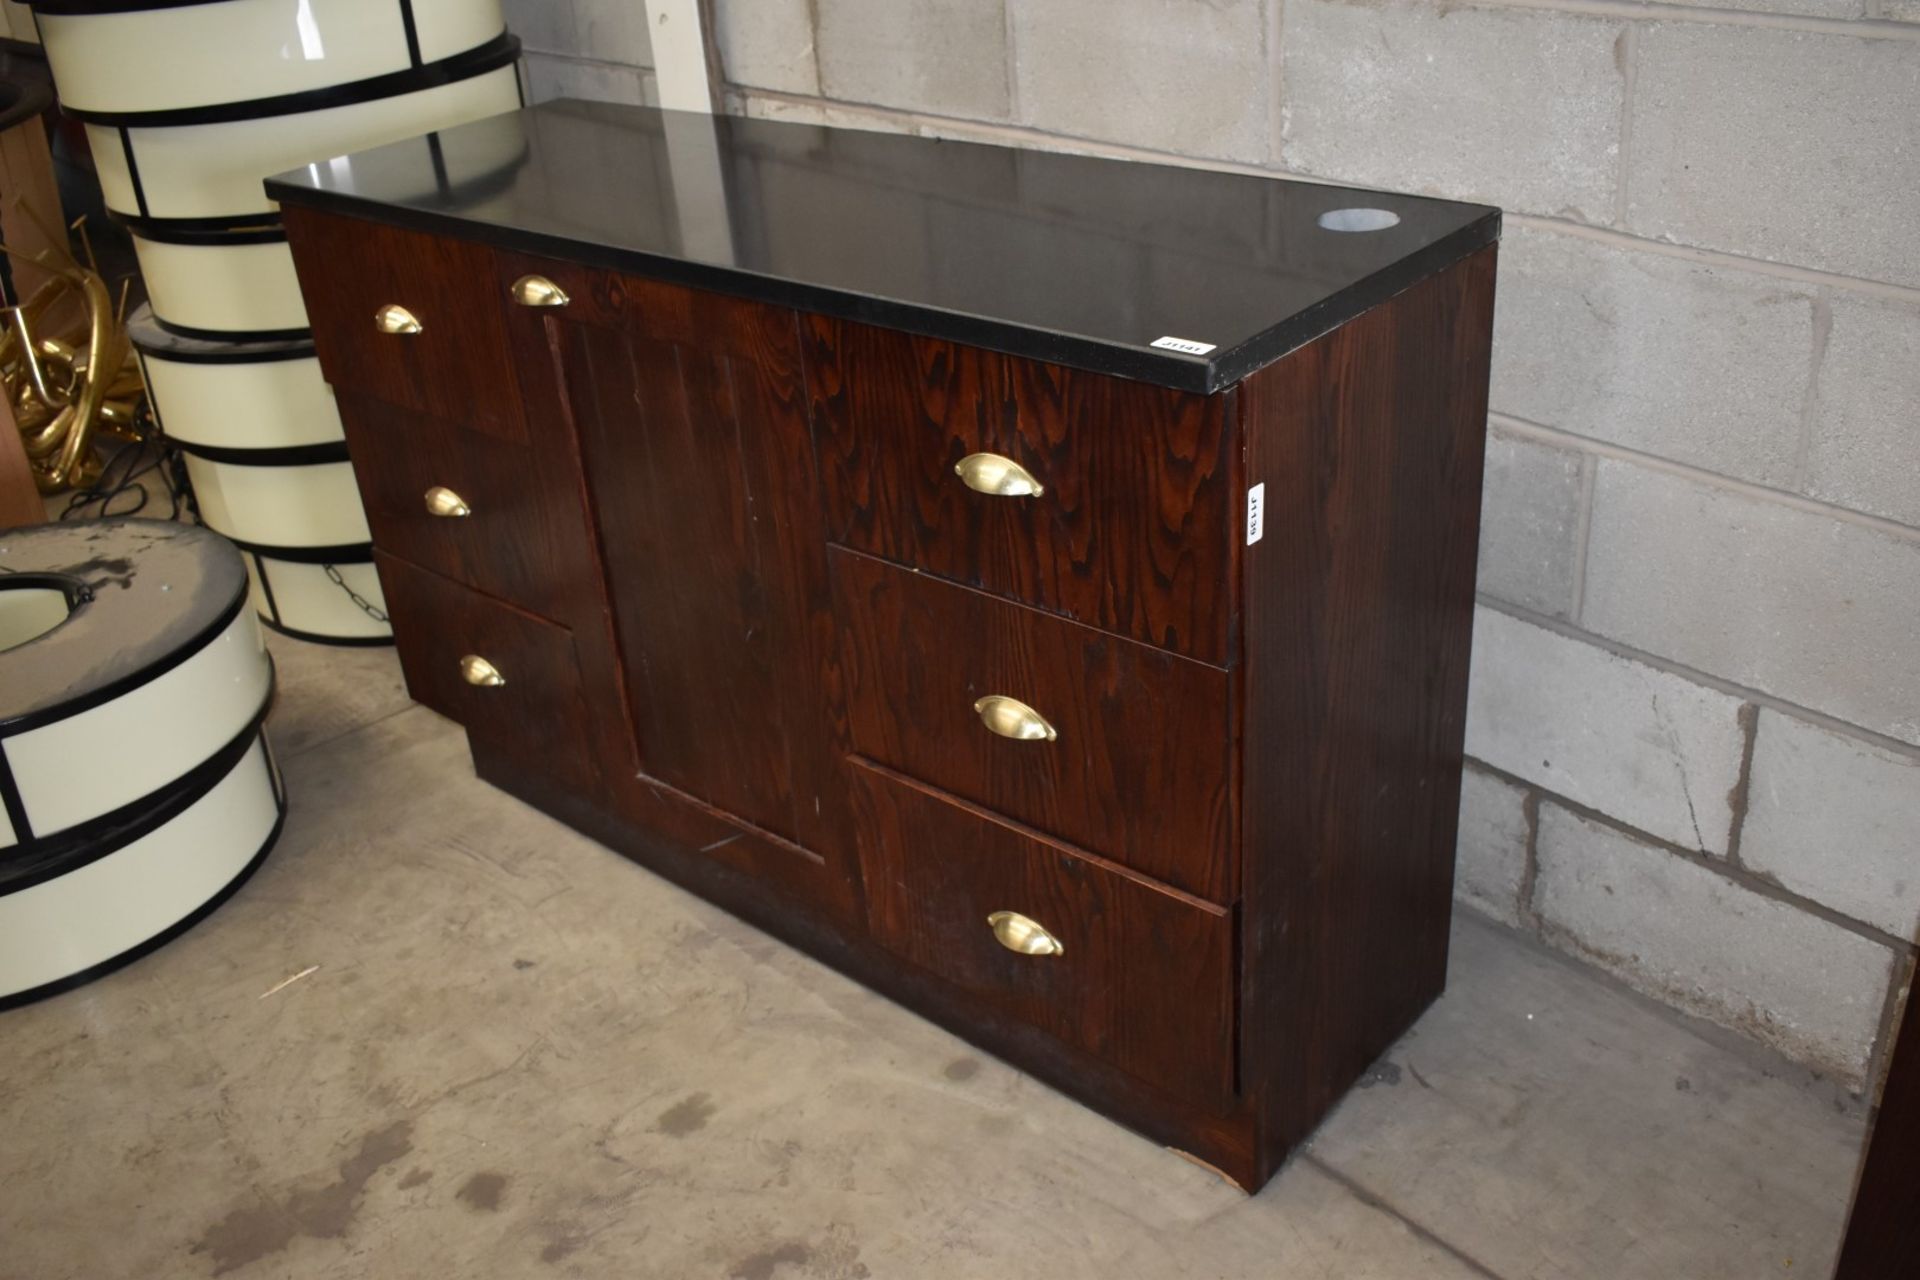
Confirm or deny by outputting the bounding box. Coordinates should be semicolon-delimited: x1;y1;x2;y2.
972;694;1057;743
811;316;1235;664
374;551;599;794
954;452;1043;498
281;207;527;443
338;390;594;623
424;486;472;518
850;758;1235;1109
987;910;1064;957
834;547;1234;903
458;654;505;687
509;274;570;308
374;303;423;335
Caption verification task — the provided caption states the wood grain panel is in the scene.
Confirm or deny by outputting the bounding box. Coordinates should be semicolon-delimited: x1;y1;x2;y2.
1239;247;1497;1183
336;390;592;621
808;318;1235;664
375;551;599;796
832;545;1234;902
494;253;853;919
850;758;1236;1109
524;259;853;882
280;207;525;442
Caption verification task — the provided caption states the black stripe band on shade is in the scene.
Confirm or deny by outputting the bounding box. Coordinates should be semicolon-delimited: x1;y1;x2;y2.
0;683;275;894
220;537;376;566
399;0;423;68
0;753;32;849
0;783;286;1013
65;33;518;128
130;331;316;364
150;316;312;345
172;439;351;467
117;126;149;217
259;616;394;648
0;588;249;739
111;209;284;241
31;0;269;12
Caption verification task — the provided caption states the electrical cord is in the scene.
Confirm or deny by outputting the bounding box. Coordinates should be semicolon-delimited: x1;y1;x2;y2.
57;402;190;523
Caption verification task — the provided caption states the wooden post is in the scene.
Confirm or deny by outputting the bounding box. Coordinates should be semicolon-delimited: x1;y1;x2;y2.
0;388;44;528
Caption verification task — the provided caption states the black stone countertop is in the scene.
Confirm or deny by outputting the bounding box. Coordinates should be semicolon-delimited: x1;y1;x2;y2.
267;100;1499;394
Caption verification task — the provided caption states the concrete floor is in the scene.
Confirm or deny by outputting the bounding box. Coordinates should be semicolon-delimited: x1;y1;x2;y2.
0;633;1869;1279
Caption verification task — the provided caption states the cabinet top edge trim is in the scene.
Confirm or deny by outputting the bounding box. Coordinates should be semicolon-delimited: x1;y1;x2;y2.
268;101;1501;396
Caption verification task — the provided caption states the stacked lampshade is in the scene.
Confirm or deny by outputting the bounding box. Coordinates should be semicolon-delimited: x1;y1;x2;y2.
0;520;282;1007
33;0;523;643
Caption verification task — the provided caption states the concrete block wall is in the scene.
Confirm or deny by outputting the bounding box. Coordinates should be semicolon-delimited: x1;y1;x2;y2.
535;0;1920;1094
506;0;658;107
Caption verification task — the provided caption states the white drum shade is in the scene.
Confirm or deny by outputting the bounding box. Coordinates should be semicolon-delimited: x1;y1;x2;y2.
0;735;281;1004
186;456;371;548
90;63;521;220
39;0;504;115
132;233;309;336
3;605;270;839
244;554;392;643
137;347;345;452
0;522;282;1007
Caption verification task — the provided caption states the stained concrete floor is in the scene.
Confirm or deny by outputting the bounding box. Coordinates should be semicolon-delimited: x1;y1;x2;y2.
0;632;1869;1279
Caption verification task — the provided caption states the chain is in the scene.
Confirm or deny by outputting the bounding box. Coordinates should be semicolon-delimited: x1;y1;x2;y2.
323;563;390;623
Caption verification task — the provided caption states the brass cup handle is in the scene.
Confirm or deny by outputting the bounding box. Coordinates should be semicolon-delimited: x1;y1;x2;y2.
988;911;1064;957
510;274;571;308
374;303;422;335
424;485;471;518
973;694;1057;742
955;452;1044;498
458;654;505;687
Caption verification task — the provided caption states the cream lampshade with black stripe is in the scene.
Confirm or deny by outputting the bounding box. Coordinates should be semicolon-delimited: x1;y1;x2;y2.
0;520;283;1007
128;305;393;643
32;0;524;645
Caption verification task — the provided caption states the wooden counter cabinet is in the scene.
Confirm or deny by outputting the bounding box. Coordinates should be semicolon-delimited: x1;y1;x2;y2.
274;101;1499;1192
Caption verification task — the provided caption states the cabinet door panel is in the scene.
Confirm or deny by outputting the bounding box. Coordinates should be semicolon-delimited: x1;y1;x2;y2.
539;266;846;862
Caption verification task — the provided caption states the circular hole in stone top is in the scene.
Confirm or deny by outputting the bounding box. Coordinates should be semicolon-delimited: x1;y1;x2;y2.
1318;207;1402;233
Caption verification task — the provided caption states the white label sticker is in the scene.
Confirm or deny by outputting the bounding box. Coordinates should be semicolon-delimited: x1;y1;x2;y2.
1246;482;1265;545
1151;335;1217;355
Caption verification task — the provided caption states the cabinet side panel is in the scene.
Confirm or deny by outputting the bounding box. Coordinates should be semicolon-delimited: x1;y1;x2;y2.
1239;246;1497;1176
1833;992;1920;1276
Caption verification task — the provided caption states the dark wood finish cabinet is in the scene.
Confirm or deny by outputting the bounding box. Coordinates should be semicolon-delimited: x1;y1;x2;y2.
810;319;1240;664
833;546;1235;901
1834;984;1920;1276
274;102;1499;1192
850;759;1238;1109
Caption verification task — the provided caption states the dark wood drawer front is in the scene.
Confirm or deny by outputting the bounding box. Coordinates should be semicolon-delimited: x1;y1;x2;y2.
339;391;589;621
851;760;1235;1108
281;207;524;442
834;547;1234;902
808;317;1236;665
375;552;599;794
